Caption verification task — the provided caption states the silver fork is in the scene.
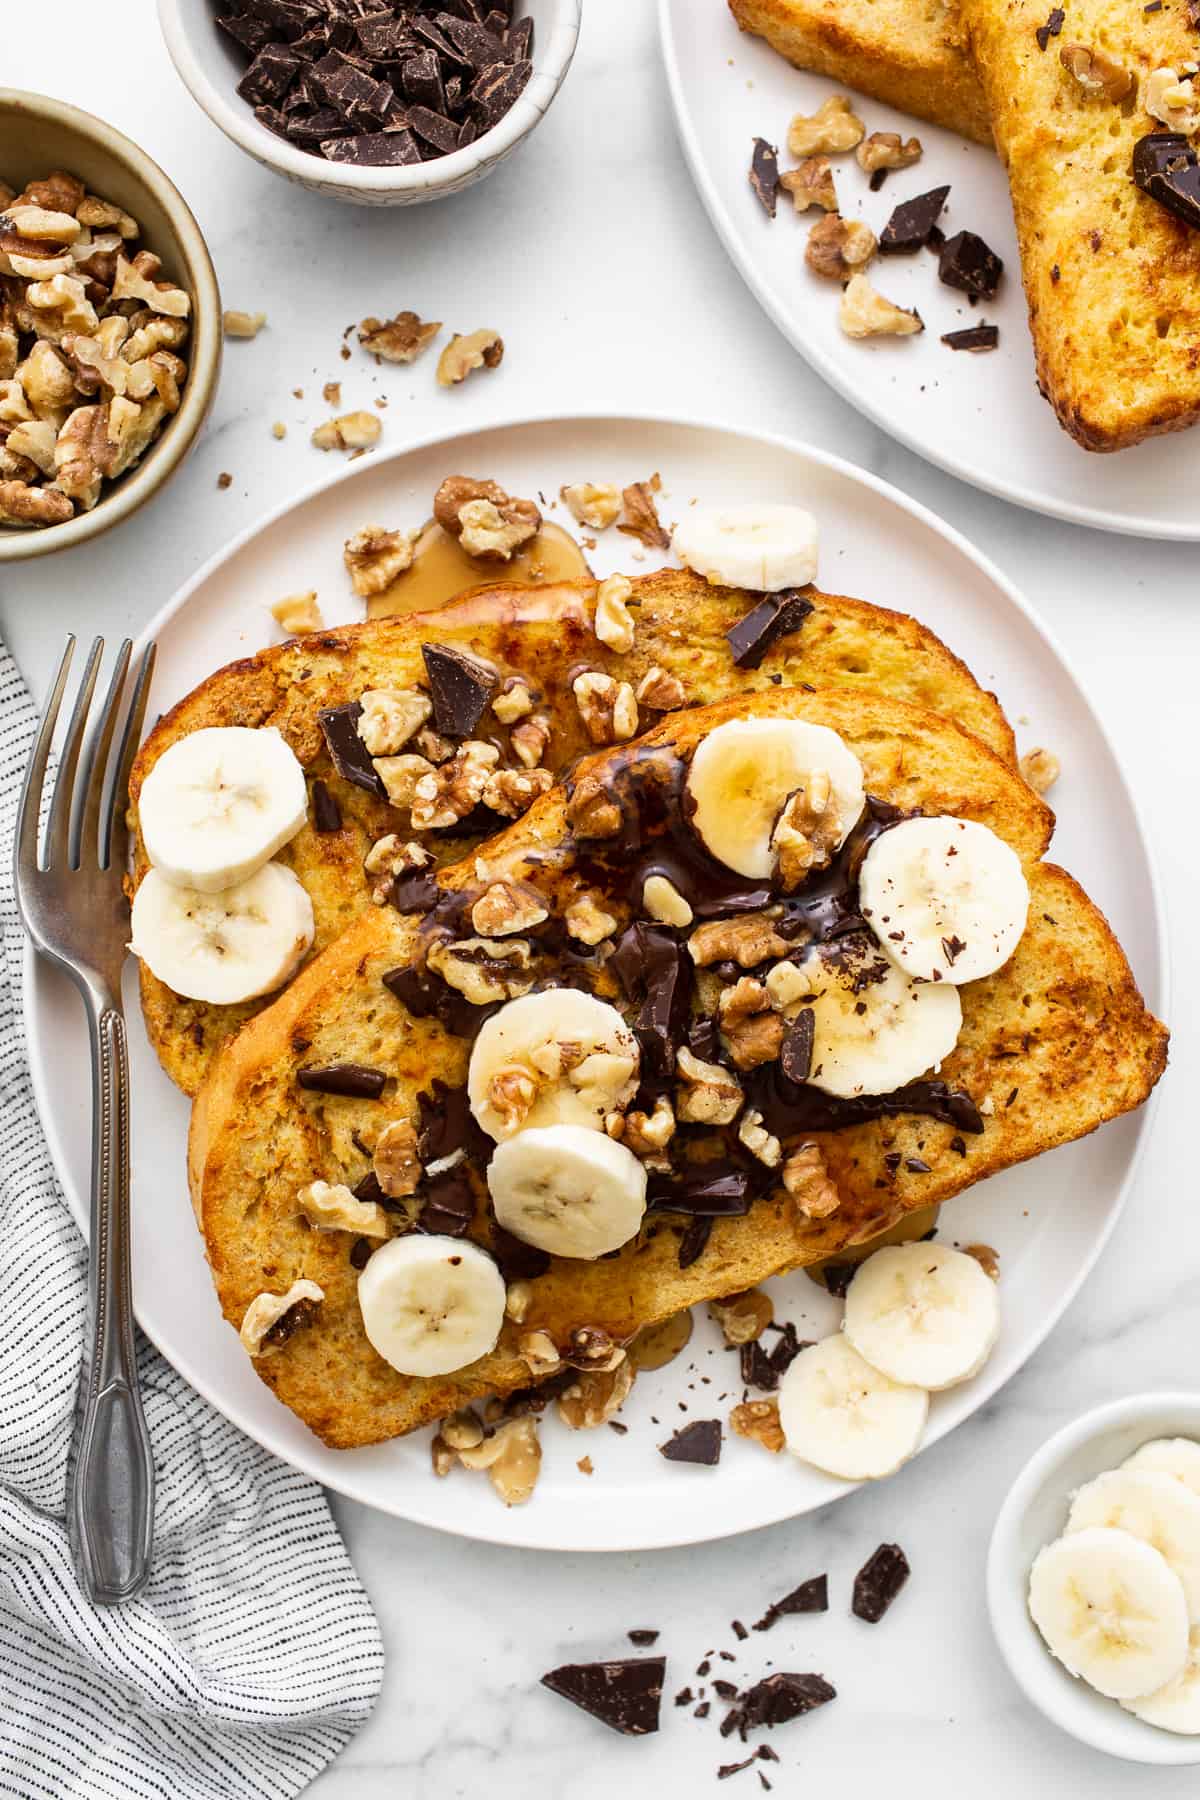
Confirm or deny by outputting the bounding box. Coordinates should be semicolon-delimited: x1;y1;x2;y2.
14;635;157;1605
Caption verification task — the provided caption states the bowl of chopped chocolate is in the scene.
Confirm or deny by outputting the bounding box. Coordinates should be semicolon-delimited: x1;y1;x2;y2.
158;0;582;206
0;89;221;561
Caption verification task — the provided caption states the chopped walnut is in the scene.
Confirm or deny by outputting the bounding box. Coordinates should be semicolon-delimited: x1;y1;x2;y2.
53;403;110;508
358;310;441;362
363;834;430;901
618;476;670;549
19;340;75;420
433;476;540;561
636;666;686;711
493;680;534;724
642;873;693;929
488;1064;540;1134
410;740;499;829
427;936;535;1005
557;1359;636;1430
0;479;72;527
440;1409;485;1452
518;1328;563;1378
75;193;137;235
25;272;98;340
270;591;323;635
782;1141;841;1219
416;727;455;764
788;94;865;157
311;410;381;451
510;714;550;769
573;671;639;745
856;132;922;175
357;688;432;757
676;1045;744;1125
5;419;56;476
299;1179;390;1237
0;380;31;425
771;773;843;886
765;957;819;1013
723;1009;785;1072
504;1280;533;1323
122;311;187;362
561;481;622;530
565;891;619;945
436;328;504;386
111;251;189;318
456;1414;541;1505
806;214;878;279
779;157;838;213
482;765;553;818
239;1279;324;1356
1020;746;1060;795
343;525;415;596
718;974;770;1025
566;1327;627;1372
737;1108;783;1168
471;880;549;938
565;772;623;839
688;910;788;970
223;308;266;338
1146;66;1200;129
375;752;435;810
615;1095;676;1156
1059;43;1134;100
711;1294;774;1354
593;574;636;652
839;273;923;338
730;1398;785;1453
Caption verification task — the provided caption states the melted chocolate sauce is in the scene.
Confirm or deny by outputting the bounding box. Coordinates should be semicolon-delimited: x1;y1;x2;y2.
746;1062;984;1137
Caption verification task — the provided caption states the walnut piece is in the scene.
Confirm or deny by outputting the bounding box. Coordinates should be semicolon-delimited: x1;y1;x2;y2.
510;714;550;769
730;1398;785;1454
642;873;693;929
855;131;922;175
765;957;819;1012
427;936;535;1005
557;1360;635;1430
481;765;553;818
270;591;323;635
618;476;670;549
436;328;504;386
223;308;266;338
433;475;540;561
358;310;441;362
1020;746;1060;795
111;251;189;318
560;481;621;529
1145;66;1200;129
0;479;72;527
770;772;843;886
239;1279;324;1356
688;910;789;970
565;890;619;944
737;1107;783;1167
492;680;533;724
440;1408;485;1452
565;772;623;839
357;688;432;756
636;666;686;711
455;1414;541;1505
839;273;923;339
723;1009;785;1073
375;752;435;810
615;1095;675;1156
1059;43;1134;100
593;573;636;652
573;671;639;745
299;1179;390;1237
5;419;56;476
782;1141;841;1218
787;94;865;157
471;880;549;938
371;1119;422;1198
311;410;381;451
518;1328;564;1378
709;1288;774;1346
344;525;414;596
779;157;838;213
806;214;878;280
504;1280;533;1323
410;740;499;829
676;1045;743;1125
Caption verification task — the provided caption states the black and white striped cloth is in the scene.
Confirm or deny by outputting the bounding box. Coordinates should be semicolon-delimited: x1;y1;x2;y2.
0;645;384;1799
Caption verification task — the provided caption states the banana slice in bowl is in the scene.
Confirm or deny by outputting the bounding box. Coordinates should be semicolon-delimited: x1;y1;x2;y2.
1028;1529;1191;1702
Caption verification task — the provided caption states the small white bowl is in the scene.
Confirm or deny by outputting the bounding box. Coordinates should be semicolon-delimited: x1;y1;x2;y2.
988;1392;1200;1765
157;0;581;207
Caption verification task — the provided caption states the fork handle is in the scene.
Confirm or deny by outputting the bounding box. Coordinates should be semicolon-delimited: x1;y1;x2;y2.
67;997;155;1605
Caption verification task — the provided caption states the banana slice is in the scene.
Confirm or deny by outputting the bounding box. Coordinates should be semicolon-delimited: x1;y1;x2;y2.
672;502;819;592
130;863;314;1004
686;718;865;879
805;941;962;1098
1029;1528;1190;1701
467;989;639;1142
139;726;308;892
859;816;1029;985
1066;1472;1200;1622
1124;1625;1200;1733
1123;1439;1200;1501
842;1243;999;1390
486;1122;648;1260
777;1333;929;1481
357;1234;505;1378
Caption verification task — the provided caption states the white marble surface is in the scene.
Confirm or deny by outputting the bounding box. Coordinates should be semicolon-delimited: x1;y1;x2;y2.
4;1;1197;1792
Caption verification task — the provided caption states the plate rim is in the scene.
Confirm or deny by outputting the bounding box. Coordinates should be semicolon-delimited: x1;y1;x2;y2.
657;0;1200;543
24;408;1170;1551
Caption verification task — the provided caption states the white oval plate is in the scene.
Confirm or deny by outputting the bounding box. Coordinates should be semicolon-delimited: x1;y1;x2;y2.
660;0;1200;539
25;414;1165;1551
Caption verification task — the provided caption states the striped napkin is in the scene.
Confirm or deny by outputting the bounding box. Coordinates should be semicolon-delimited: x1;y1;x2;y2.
0;645;384;1800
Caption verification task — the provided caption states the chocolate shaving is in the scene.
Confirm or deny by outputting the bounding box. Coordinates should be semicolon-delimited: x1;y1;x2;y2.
297;1062;387;1099
541;1657;665;1736
941;324;999;352
659;1419;722;1465
1036;5;1065;47
753;1574;829;1631
678;1215;714;1268
725;590;815;670
422;642;499;737
780;1010;815;1084
852;1542;911;1622
311;778;342;832
750;138;780;217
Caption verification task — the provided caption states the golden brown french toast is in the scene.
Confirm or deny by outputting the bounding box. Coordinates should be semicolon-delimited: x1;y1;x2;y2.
131;570;1014;1095
189;685;1165;1449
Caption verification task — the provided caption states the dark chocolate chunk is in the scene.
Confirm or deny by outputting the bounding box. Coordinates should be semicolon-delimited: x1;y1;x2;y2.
541;1657;665;1736
288;107;351;145
297;1061;387;1099
941;323;999;351
769;1321;807;1377
627;1629;659;1646
659;1419;722;1465
238;42;302;106
678;1215;714;1268
458;116;479;147
1133;132;1200;231
409;104;460;152
648;1164;752;1217
438;10;507;65
852;1542;911;1622
422;642;499;736
323;129;422;165
739;1671;836;1728
879;185;950;254
402;47;447;110
490;1221;550;1282
312;48;395;123
731;1619;749;1641
418;1169;475;1236
747;1057;984;1139
389;871;441;914
869;167;889;192
349;1235;374;1270
753;1574;829;1631
750;138;780;217
507;16;534;57
949;1133;967;1155
726;589;815;670
740;1340;777;1391
821;1261;855;1299
311;777;342;832
905;1156;931;1173
416;1079;491;1166
356;13;414;57
218;13;274;56
470;58;532;124
780;1010;815;1084
1035;5;1064;47
713;1678;739;1699
318;702;386;796
260;1293;320;1347
938;230;1004;299
610;923;691;1079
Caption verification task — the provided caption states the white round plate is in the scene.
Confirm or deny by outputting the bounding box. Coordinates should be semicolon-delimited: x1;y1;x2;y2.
660;0;1200;539
26;413;1165;1551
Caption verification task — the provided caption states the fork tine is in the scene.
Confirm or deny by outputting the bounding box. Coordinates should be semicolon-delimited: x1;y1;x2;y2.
14;638;75;892
45;637;103;873
74;639;132;870
102;642;156;870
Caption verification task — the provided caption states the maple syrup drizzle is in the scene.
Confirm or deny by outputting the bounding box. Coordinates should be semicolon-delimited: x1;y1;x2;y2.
366;518;591;618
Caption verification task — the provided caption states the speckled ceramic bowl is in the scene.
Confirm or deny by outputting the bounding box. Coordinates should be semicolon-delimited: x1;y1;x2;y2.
0;89;221;564
157;0;581;206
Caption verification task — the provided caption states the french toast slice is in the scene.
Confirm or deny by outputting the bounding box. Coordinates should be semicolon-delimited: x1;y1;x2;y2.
189;686;1166;1450
729;0;993;146
955;0;1200;449
131;570;1014;1095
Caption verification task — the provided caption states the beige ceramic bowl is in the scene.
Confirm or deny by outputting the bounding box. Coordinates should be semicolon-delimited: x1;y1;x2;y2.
0;89;221;563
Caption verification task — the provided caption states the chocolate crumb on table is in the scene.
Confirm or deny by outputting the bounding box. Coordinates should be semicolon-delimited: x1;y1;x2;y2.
753;1573;829;1631
627;1629;659;1646
542;1657;666;1736
852;1543;912;1622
